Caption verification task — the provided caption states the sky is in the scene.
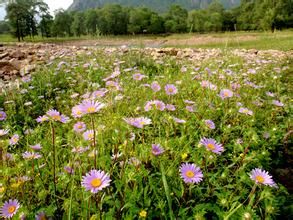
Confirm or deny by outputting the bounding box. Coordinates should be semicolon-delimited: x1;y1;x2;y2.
0;0;73;20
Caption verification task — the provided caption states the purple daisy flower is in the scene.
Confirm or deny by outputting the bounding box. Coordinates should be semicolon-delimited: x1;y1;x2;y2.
0;199;20;219
186;105;195;112
173;117;186;124
83;130;94;141
80;100;105;114
204;120;215;129
250;168;276;187
151;144;164;156
0;129;9;137
219;89;233;99
71;105;84;118
72;146;90;154
30;144;42;151
46;109;69;123
9;134;19;146
272;100;284;107
46;109;62;121
180;163;203;184
123;117;152;128
166;104;176;111
0;111;7;121
132;73;146;81
81;169;111;194
73;121;87;133
151;81;161;92
200;137;224;155
266;91;275;97
154;100;165;111
92;89;108;98
36;115;49;123
22;151;42;160
165;84;178;95
64;166;74;174
35;211;50;220
144;101;153;111
239;107;253;116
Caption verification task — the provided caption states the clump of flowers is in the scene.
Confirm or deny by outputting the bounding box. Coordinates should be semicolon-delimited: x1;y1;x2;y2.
144;100;166;111
180;163;203;184
200;137;224;154
81;169;111;194
250;168;276;187
0;199;20;219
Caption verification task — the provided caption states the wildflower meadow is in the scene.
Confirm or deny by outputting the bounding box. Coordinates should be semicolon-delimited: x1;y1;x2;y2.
0;47;292;219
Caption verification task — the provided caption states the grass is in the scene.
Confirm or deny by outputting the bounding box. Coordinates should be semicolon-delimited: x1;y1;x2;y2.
1;30;293;51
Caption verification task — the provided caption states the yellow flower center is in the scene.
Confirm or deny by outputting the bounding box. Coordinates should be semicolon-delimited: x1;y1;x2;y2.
168;88;173;93
87;107;95;113
256;175;264;183
207;143;215;150
40;215;47;220
8;205;16;214
91;178;102;188
224;92;229;97
77;124;83;129
52;115;61;121
186;170;195;178
88;133;94;139
139;121;145;125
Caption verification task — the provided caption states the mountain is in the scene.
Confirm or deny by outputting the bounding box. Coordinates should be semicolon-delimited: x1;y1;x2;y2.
68;0;241;12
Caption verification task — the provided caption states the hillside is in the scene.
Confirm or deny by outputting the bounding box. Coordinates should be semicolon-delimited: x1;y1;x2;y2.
68;0;241;12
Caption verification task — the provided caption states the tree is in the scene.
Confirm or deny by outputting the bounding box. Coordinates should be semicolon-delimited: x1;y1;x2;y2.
97;4;128;35
51;10;73;37
164;4;188;33
85;9;98;35
71;12;86;37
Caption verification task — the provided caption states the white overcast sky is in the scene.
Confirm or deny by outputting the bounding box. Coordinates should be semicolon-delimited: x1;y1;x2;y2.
43;0;73;14
0;0;73;20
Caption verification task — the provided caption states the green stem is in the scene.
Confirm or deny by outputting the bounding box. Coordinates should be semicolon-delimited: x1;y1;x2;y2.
91;115;97;169
160;162;174;220
50;122;58;208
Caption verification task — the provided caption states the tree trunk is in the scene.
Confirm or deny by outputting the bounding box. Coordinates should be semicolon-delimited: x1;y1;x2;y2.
16;18;20;42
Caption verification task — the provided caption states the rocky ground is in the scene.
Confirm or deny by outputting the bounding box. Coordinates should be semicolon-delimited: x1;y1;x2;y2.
1;42;292;86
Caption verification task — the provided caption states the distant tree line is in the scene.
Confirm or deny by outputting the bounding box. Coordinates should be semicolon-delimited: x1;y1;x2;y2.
2;0;293;41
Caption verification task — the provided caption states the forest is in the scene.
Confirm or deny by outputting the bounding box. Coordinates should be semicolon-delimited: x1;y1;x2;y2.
1;0;293;41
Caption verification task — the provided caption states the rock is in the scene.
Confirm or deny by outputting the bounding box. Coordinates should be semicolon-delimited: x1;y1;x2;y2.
11;50;25;59
9;60;22;70
20;64;36;76
0;52;9;59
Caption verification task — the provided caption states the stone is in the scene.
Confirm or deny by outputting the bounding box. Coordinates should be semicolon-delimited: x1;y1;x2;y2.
11;50;25;59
